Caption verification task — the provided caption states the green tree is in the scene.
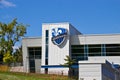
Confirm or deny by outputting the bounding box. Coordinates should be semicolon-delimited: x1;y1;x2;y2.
3;51;14;65
0;18;27;65
62;55;76;78
13;46;23;64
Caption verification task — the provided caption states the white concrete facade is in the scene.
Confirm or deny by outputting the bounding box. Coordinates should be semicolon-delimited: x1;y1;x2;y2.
22;22;120;80
79;57;120;80
71;34;120;45
22;37;42;73
41;23;81;74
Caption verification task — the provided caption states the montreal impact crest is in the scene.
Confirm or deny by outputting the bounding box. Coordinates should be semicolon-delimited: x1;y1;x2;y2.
52;28;67;45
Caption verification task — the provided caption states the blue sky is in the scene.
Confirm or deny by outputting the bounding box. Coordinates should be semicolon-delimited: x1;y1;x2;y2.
0;0;120;37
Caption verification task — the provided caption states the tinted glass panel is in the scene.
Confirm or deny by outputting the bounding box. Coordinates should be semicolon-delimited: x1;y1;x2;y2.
106;44;120;56
88;45;101;56
46;30;49;37
71;45;85;61
28;47;42;59
35;47;41;51
89;53;101;56
29;59;35;73
45;45;48;58
46;38;48;44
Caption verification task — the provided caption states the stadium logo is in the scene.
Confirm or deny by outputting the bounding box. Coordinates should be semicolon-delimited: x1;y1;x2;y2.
52;28;67;45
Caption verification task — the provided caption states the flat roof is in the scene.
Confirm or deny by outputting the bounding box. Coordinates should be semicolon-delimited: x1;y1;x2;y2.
42;22;70;25
72;33;120;37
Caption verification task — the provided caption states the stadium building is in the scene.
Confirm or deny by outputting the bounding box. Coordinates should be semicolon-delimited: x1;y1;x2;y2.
22;22;120;80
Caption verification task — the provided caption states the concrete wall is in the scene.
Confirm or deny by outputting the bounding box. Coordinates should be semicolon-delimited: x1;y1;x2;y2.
69;24;82;35
79;57;120;80
79;64;102;80
71;34;120;45
10;66;24;72
41;23;81;74
41;23;70;74
89;56;120;66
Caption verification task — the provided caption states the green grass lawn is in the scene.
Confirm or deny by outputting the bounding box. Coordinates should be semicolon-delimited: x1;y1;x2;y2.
0;72;45;80
0;72;70;80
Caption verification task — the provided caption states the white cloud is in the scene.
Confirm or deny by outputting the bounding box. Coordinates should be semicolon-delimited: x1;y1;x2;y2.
0;0;16;8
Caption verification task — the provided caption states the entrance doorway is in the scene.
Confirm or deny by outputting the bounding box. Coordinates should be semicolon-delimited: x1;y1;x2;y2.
28;47;41;73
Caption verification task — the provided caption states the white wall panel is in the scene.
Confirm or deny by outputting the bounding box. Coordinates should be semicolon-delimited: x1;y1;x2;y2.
89;56;120;65
79;64;101;80
42;23;70;66
41;23;81;74
71;34;120;45
42;23;70;74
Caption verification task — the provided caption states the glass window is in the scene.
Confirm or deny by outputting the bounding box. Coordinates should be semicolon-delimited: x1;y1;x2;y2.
89;53;101;56
46;38;48;44
28;47;42;59
45;30;49;66
71;45;84;53
29;51;34;55
106;44;120;56
28;47;41;73
101;44;106;56
45;59;48;65
35;51;41;55
29;59;35;73
72;53;84;56
71;45;85;61
28;50;34;59
88;45;101;56
72;49;84;53
35;47;41;51
46;30;49;37
45;45;48;58
71;45;84;49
